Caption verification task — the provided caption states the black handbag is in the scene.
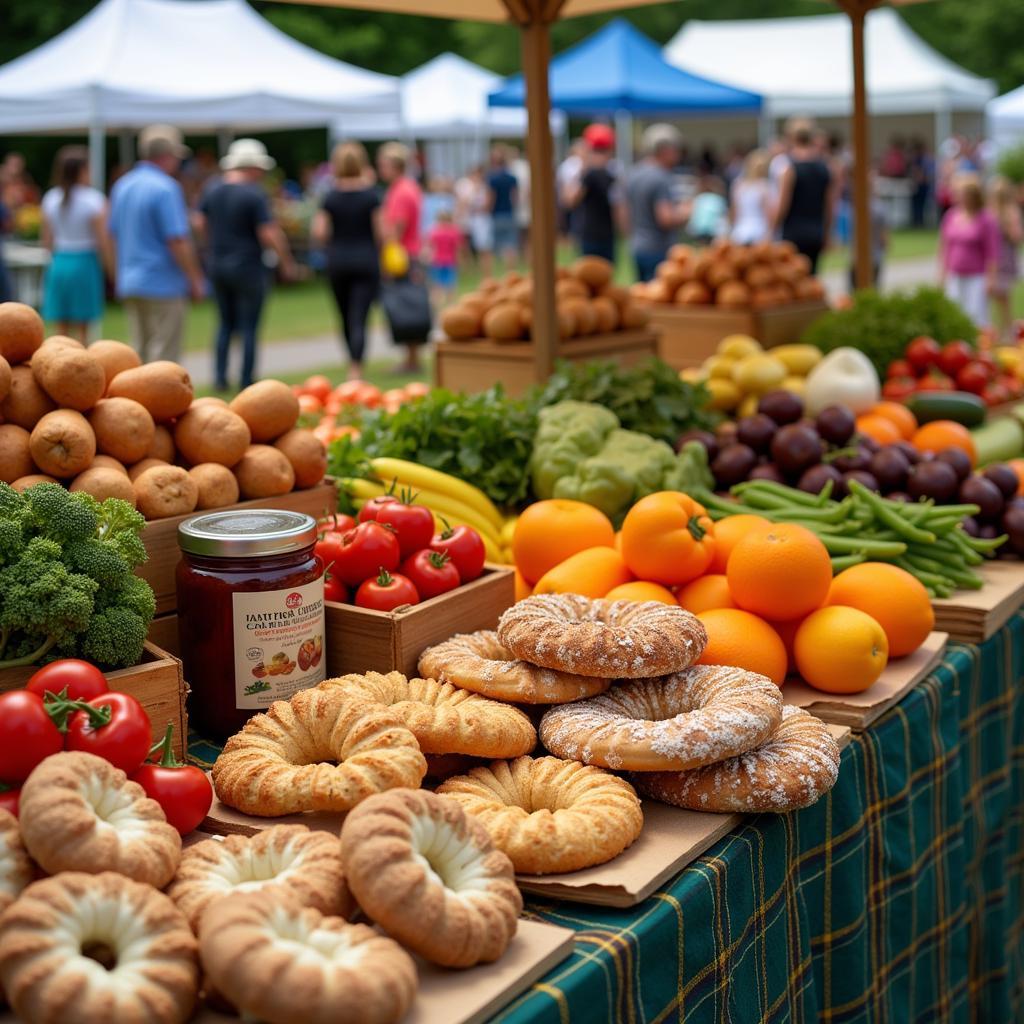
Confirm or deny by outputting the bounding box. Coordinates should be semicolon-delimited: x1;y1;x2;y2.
380;277;433;344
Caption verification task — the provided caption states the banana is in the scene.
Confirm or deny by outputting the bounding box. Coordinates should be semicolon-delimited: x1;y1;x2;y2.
499;517;518;546
430;514;502;563
342;477;386;501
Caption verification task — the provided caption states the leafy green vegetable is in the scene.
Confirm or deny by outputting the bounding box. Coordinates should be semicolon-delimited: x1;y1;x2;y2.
801;287;976;377
996;143;1024;185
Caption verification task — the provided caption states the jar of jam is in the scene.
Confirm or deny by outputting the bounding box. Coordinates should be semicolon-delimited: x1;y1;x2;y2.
176;509;325;741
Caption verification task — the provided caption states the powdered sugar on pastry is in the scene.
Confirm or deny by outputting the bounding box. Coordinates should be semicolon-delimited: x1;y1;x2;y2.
0;810;31;915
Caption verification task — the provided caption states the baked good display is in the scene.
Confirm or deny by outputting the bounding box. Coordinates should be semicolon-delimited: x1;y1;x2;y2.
340;788;522;967
168;824;352;931
418;629;611;704
18;751;181;887
320;671;536;757
0;871;199;1024
212;686;427;817
200;890;416;1024
424;752;485;780
498;594;708;678
539;665;783;771
634;705;842;813
0;810;32;915
437;755;643;874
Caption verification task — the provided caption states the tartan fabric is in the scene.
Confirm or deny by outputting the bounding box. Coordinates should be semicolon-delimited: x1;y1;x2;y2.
187;613;1024;1024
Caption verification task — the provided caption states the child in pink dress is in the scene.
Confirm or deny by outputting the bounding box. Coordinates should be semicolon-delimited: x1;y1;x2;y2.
426;209;462;306
939;174;1000;327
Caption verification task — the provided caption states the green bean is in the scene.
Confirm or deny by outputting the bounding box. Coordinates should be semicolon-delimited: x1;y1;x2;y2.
731;480;824;508
815;534;907;556
901;552;983;590
963;532;1008;553
735;490;794;511
894;557;956;591
923;503;981;519
830;553;866;572
847;480;936;544
934;531;984;564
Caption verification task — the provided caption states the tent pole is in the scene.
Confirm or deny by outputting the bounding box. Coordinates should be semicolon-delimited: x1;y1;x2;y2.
520;12;557;382
89;120;106;192
117;129;134;170
615;110;633;168
847;1;873;291
934;100;951;157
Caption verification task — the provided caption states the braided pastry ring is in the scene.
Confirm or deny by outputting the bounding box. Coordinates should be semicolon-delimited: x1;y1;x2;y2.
0;810;31;915
319;671;536;757
437;755;643;874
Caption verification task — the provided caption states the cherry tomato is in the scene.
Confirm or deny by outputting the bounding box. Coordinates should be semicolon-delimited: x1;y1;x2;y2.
906;336;941;374
401;549;461;600
957;362;993;395
357;494;400;523
917;371;954;392
65;692;152;775
324;571;349;603
355;569;420;611
887;359;913;379
327;513;357;534
314;530;347;571
938;340;973;378
0;691;63;781
131;725;213;835
303;375;333;404
431;524;486;582
881;376;917;402
26;659;109;703
333;521;400;585
377;501;435;558
0;786;19;818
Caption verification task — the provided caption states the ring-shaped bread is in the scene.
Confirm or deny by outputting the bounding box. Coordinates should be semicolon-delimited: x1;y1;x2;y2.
539;665;783;771
319;671;536;757
167;824;352;931
18;751;181;887
212;686;427;817
634;705;842;813
0;810;32;915
498;595;708;678
417;630;611;704
437;755;643;874
340;788;522;968
0;871;199;1024
199;890;416;1024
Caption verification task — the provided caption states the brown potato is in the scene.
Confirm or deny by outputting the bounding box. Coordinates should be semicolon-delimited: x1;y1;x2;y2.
90;454;128;475
89;397;156;465
706;262;736;290
273;429;327;489
107;361;194;422
597;283;629;309
482;302;524;342
668;243;695;264
233;445;295;499
127;457;169;482
70;467;137;506
562;299;597;336
0;354;11;404
29;410;96;478
676;281;712;306
555;279;588;302
33;347;108;411
146;424;176;462
440;306;481;341
189;396;229;409
11;473;58;492
716;280;752;309
189;463;240;509
88;340;141;387
1;365;56;429
174;404;251;467
229;381;299;443
570;255;613;290
619;302;650;329
133;465;198;520
0;303;44;365
591;296;620;333
0;423;33;483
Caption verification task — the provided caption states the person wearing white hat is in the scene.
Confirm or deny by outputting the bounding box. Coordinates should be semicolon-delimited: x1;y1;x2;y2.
195;139;296;390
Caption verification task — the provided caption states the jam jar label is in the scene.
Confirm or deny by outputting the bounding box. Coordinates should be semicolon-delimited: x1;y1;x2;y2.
232;577;326;709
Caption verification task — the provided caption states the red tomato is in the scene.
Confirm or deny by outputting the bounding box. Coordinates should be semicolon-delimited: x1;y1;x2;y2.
354;384;383;408
887;359;913;380
26;659;108;703
906;336;941;374
917;371;954;392
404;381;430;399
357;494;400;523
982;381;1011;406
401;549;461;600
881;376;917;402
324;572;349;603
130;725;213;835
377;501;435;558
957;362;992;395
65;692;152;775
0;787;19;817
974;351;999;374
355;570;420;611
314;530;347;571
0;691;63;781
334;380;366;403
333;521;400;586
304;374;333;403
431;524;486;582
297;394;322;415
326;513;357;534
937;340;973;378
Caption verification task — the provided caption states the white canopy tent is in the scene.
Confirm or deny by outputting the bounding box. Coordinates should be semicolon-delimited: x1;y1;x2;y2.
0;0;400;186
664;9;994;147
988;86;1024;152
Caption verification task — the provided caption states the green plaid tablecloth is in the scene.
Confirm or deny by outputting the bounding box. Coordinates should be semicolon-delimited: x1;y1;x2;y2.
188;613;1024;1024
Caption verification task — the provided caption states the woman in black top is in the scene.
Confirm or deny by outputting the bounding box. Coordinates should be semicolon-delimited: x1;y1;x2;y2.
312;141;380;379
775;119;834;273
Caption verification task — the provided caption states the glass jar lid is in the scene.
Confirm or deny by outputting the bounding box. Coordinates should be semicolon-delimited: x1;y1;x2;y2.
178;509;319;558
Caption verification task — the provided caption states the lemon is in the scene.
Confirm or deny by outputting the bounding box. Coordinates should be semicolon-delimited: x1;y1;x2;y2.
704;355;738;380
705;378;741;411
732;354;787;394
737;393;760;418
781;375;806;396
771;343;822;376
718;334;762;360
996;347;1022;371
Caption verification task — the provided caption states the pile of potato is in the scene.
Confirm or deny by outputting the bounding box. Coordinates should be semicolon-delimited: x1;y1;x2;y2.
632;240;827;310
0;303;327;520
440;255;650;343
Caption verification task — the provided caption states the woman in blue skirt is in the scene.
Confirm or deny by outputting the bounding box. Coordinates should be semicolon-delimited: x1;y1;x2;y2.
41;146;112;341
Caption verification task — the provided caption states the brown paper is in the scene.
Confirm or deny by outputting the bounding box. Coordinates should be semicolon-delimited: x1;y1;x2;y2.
932;560;1024;642
199;793;344;837
783;631;948;729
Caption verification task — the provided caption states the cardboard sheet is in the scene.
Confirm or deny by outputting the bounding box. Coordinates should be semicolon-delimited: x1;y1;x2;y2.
200;792;344;837
783;631;948;729
932;560;1024;642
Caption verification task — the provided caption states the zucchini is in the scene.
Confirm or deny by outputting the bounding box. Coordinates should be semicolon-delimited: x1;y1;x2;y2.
970;416;1024;466
906;391;987;427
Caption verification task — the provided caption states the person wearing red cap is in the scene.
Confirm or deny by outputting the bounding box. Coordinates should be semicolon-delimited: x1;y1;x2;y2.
563;125;620;264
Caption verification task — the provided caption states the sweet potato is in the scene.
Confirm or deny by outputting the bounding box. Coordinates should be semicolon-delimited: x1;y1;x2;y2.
70;467;137;506
88;340;141;387
174;404;251;467
107;361;193;422
189;463;240;509
11;473;58;491
133;465;198;520
233;445;295;499
90;454;128;475
229;381;299;443
0;423;33;483
440;306;481;341
145;424;176;462
32;346;107;411
1;366;56;429
190;396;229;409
273;429;327;489
88;397;156;465
0;303;44;365
570;255;613;290
0;355;10;404
28;410;96;478
127;457;169;482
482;302;524;342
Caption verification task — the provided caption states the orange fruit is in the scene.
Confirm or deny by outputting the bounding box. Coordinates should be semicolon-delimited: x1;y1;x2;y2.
795;605;889;693
911;420;977;466
533;547;632;598
770;615;802;675
605;581;677;604
696;609;788;686
677;574;737;614
513;499;615;583
707;513;771;574
855;413;902;446
727;523;832;621
870;401;917;440
514;567;533;602
826;562;934;657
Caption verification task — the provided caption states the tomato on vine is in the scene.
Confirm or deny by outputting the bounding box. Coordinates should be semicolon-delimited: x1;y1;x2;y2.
401;549;461;600
357;494;400;523
430;523;486;583
355;569;419;611
0;691;63;782
26;660;108;703
377;501;435;558
131;725;214;835
64;692;152;775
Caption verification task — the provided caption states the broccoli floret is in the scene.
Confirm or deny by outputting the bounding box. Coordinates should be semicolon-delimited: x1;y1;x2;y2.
96;498;148;568
0;483;25;518
78;606;147;669
63;538;131;588
22;484;98;544
101;574;157;622
0;519;23;566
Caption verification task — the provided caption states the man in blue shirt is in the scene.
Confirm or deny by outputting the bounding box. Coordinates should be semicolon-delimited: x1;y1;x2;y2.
486;146;519;273
109;124;203;362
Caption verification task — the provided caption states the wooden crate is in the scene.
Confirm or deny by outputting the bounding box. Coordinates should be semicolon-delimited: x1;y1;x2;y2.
325;566;515;678
647;300;830;370
434;330;659;397
138;480;338;616
0;641;188;760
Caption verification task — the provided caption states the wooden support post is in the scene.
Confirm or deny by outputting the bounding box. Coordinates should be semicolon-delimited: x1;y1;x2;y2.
849;4;873;290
